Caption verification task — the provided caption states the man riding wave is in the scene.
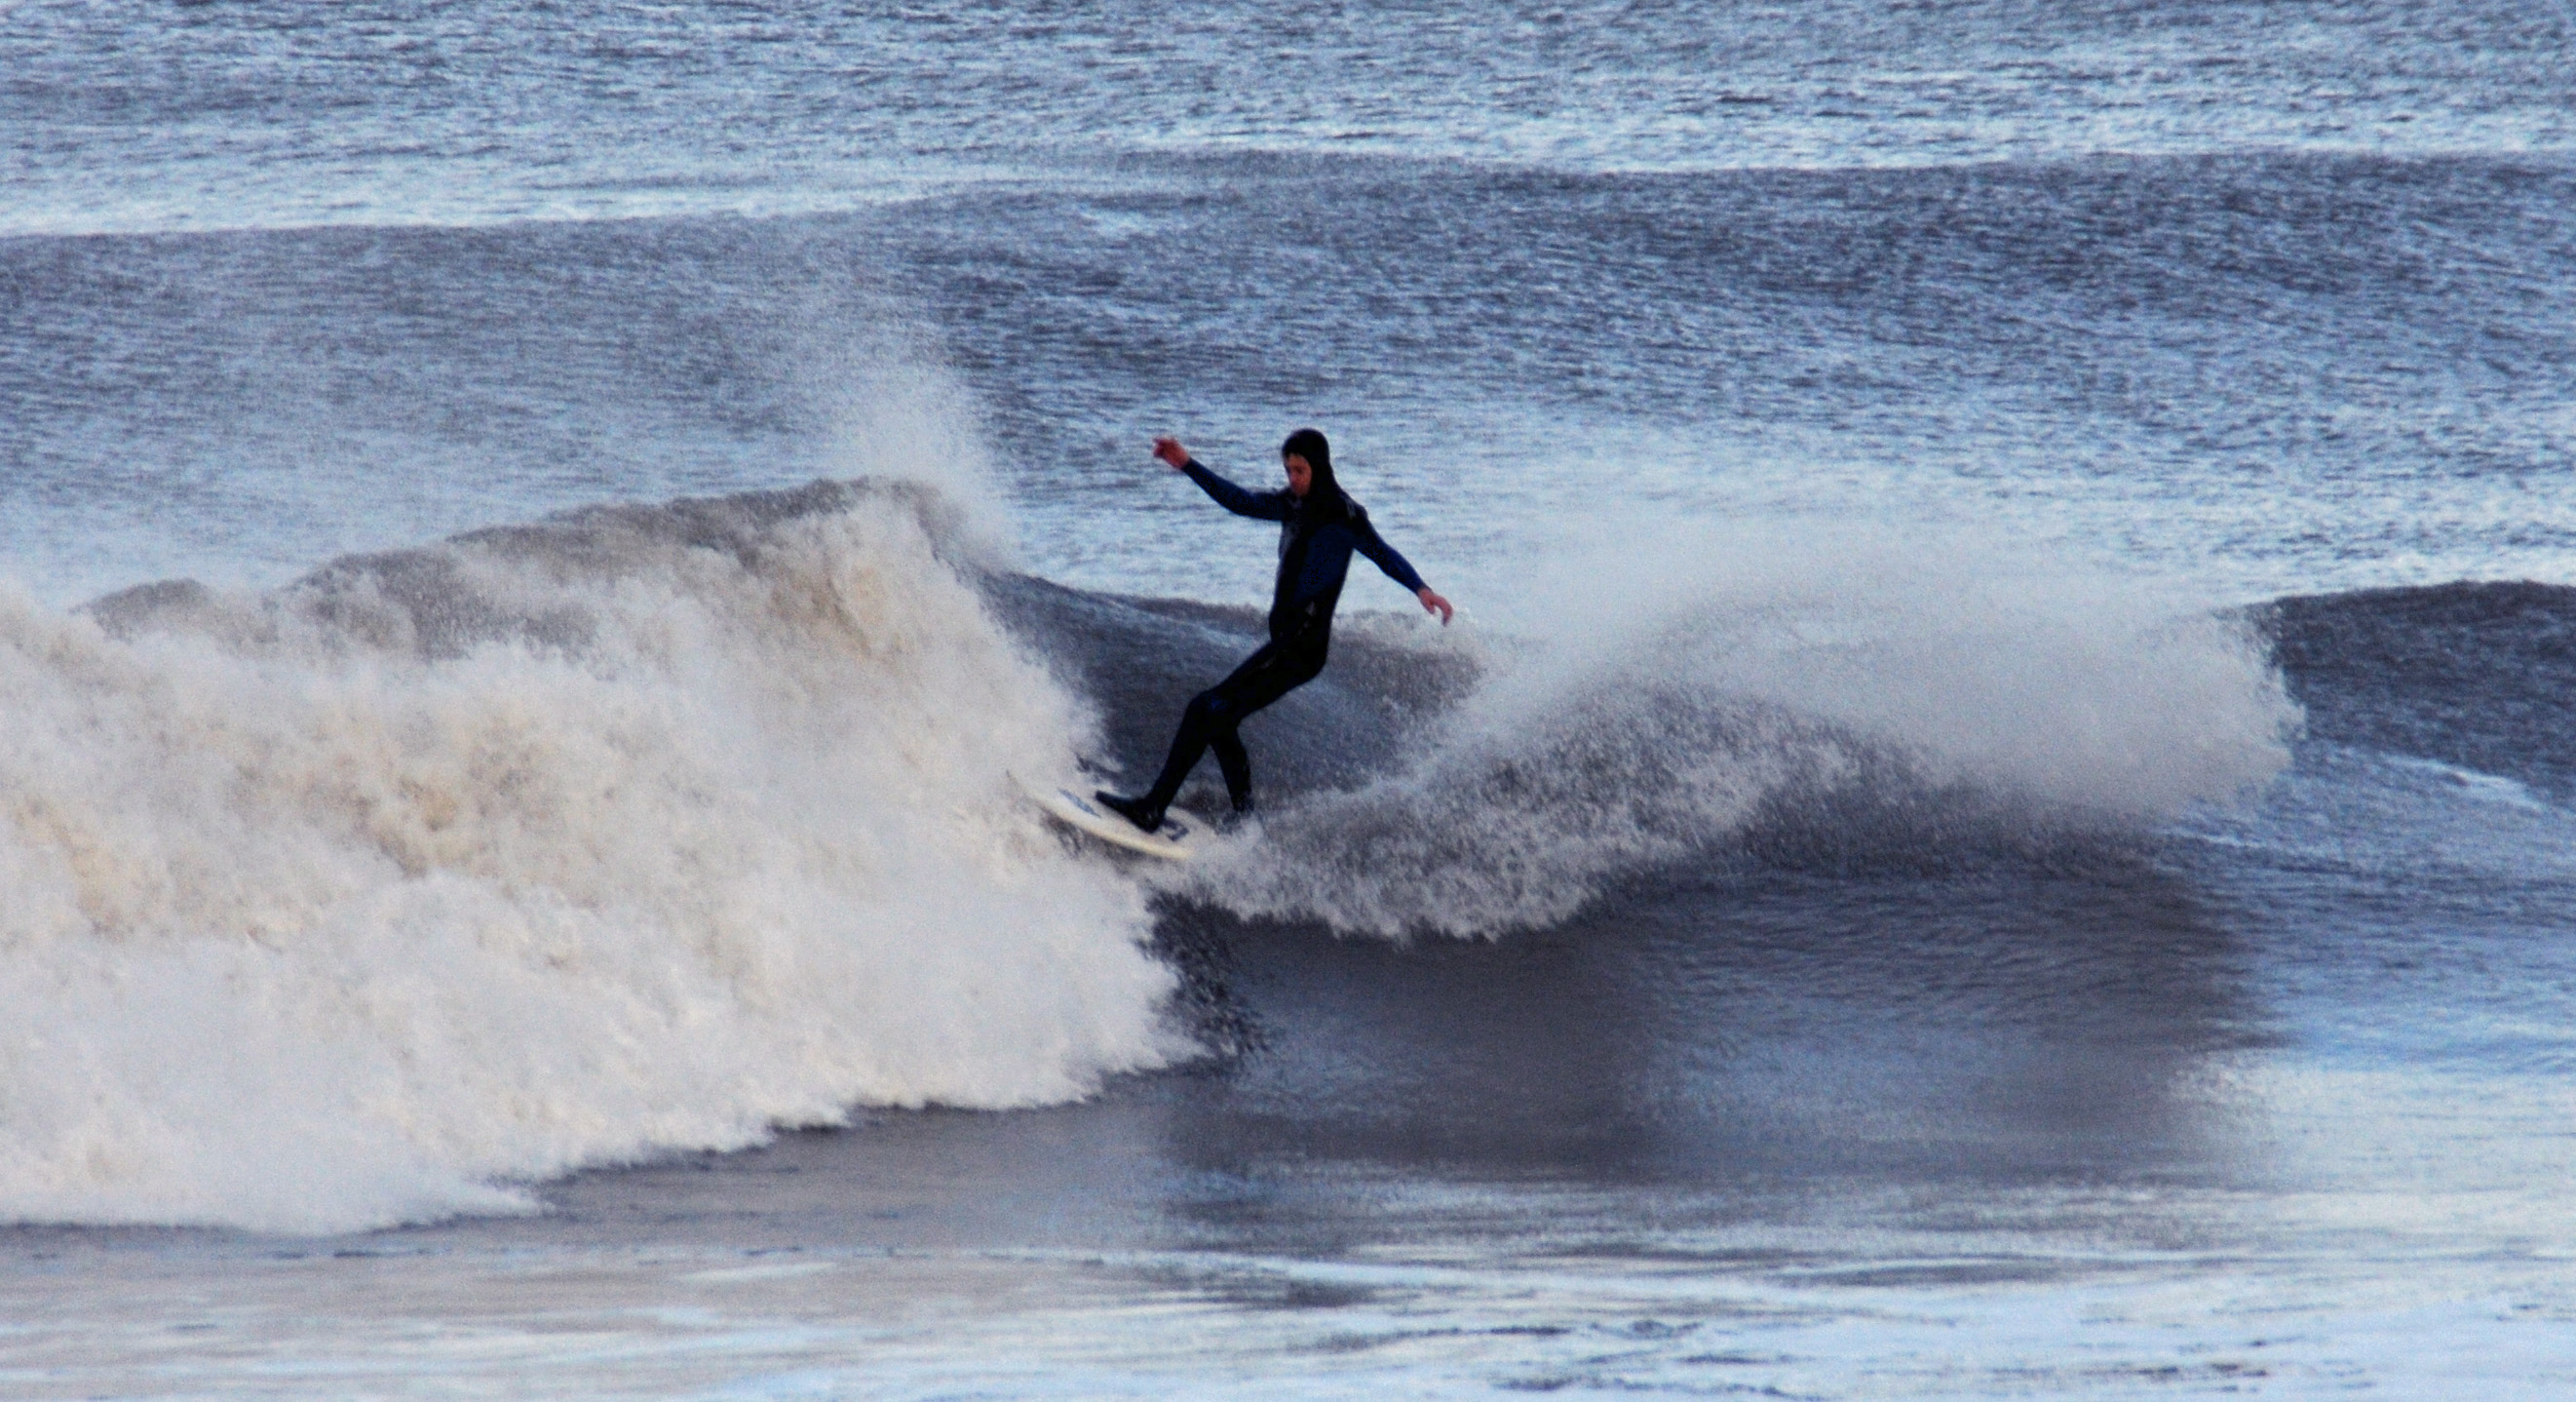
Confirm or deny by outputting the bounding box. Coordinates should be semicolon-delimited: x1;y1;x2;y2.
1096;428;1454;833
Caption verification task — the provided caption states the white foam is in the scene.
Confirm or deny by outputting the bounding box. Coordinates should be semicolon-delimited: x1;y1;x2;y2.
2381;753;2555;813
1199;522;2298;937
0;492;1178;1233
2182;742;2576;882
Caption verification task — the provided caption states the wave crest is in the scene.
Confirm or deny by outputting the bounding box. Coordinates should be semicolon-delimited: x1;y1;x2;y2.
1199;527;2298;938
0;483;1178;1232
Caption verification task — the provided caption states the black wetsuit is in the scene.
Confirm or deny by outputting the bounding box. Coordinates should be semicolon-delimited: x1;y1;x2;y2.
1121;458;1428;821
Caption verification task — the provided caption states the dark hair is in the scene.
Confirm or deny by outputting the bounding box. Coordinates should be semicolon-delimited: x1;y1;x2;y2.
1280;427;1351;521
1281;427;1331;477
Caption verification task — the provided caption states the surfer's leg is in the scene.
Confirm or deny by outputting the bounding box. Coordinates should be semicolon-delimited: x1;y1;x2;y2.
1207;642;1326;813
1099;641;1319;830
1136;694;1220;813
1209;726;1252;812
1136;671;1263;812
1097;646;1279;829
1184;638;1326;817
1097;700;1225;830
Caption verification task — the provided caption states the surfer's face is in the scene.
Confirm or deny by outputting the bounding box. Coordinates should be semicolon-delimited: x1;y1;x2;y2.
1283;453;1313;496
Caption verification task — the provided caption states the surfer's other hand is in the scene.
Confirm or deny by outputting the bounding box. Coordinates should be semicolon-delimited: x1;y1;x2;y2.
1418;587;1455;625
1152;436;1190;470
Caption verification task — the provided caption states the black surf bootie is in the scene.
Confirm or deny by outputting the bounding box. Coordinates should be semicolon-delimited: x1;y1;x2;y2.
1093;791;1165;833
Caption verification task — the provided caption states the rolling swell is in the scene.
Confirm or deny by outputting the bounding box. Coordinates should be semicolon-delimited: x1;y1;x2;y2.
2264;581;2576;798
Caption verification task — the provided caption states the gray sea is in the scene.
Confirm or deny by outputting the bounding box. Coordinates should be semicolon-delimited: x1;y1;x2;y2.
3;2;2572;1395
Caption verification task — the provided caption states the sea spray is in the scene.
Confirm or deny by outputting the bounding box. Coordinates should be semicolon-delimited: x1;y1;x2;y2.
0;483;1180;1232
1196;523;2300;938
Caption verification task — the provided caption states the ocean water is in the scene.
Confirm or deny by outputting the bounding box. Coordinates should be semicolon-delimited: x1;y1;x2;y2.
2;1;2572;1396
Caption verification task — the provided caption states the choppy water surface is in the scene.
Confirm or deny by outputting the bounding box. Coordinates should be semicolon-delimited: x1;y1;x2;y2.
2;1;2572;1396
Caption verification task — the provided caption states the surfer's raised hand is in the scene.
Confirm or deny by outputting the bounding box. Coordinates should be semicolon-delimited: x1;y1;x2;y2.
1152;436;1191;470
1418;587;1455;625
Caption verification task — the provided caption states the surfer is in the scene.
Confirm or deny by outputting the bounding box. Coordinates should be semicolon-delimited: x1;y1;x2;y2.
1096;429;1454;833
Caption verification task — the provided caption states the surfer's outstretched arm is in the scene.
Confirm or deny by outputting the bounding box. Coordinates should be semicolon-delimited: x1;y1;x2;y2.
1183;459;1291;521
1153;436;1290;521
1351;512;1456;625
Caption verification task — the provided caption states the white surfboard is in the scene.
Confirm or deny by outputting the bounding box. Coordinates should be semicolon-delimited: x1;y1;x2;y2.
1036;787;1198;861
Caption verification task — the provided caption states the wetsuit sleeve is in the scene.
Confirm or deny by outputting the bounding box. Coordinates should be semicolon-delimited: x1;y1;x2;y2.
1350;513;1430;594
1181;459;1292;522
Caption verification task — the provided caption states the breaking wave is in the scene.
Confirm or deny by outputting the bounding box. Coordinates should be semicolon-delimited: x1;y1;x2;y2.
1195;526;2300;937
0;482;1179;1233
0;489;2311;1230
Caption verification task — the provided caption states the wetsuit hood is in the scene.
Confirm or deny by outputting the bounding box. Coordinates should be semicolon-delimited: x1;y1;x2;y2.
1283;427;1353;526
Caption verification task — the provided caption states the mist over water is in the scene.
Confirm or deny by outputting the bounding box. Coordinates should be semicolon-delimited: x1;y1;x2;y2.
1206;526;2295;937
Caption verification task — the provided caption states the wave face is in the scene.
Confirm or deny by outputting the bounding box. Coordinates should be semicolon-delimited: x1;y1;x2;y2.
1198;529;2299;938
0;483;1177;1232
2265;581;2576;800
